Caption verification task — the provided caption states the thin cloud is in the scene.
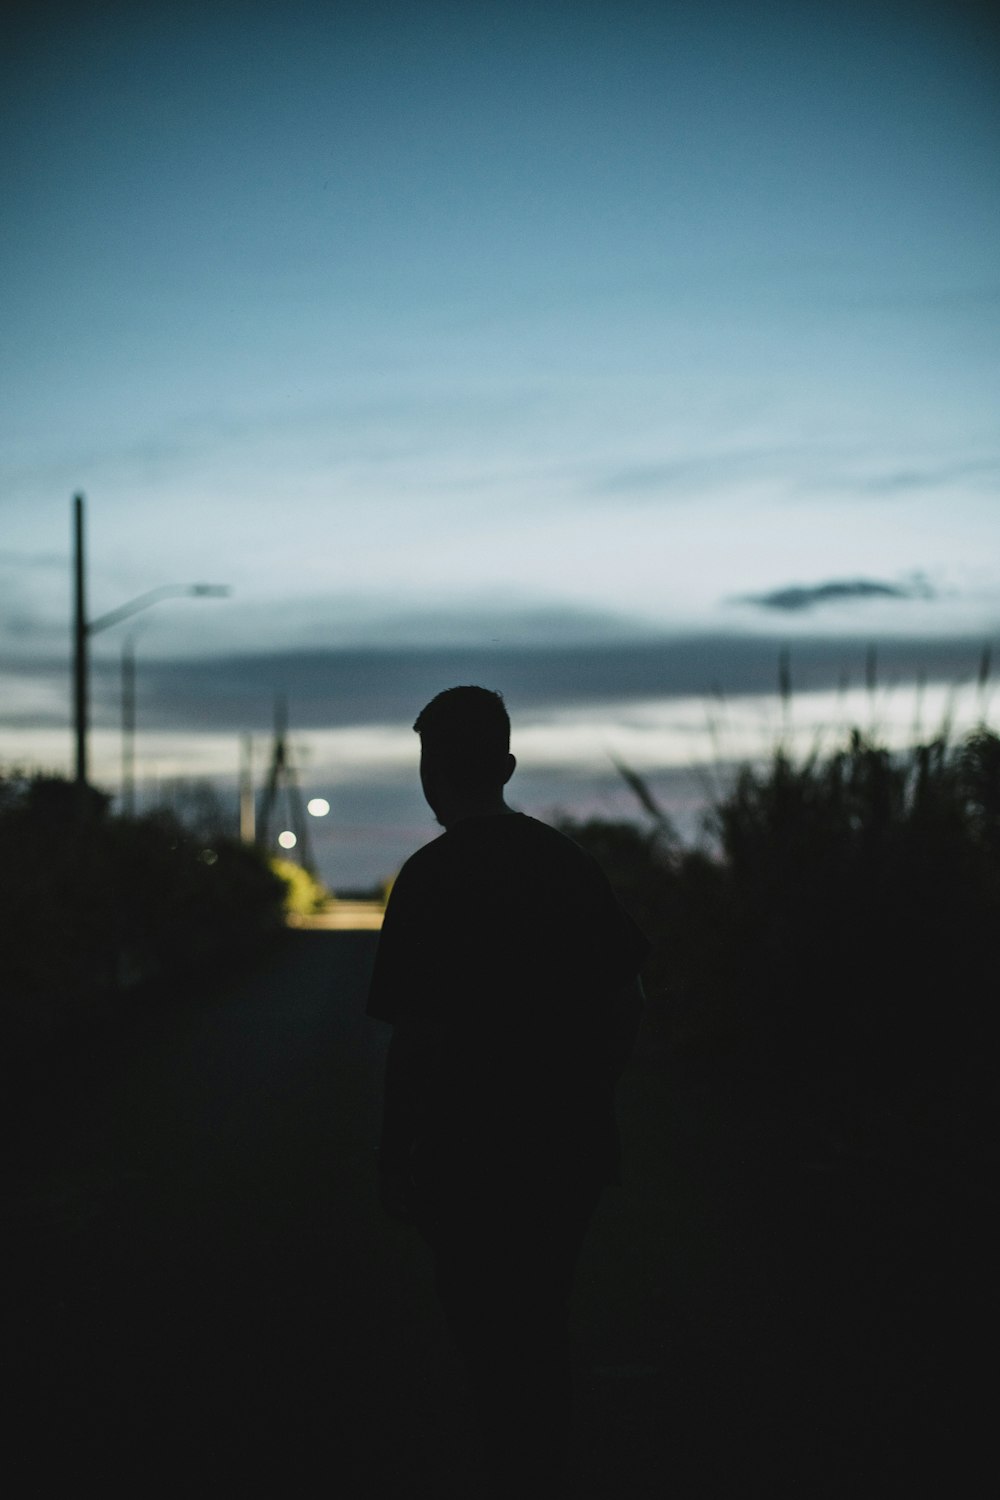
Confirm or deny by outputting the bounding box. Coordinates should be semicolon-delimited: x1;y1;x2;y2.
856;457;1000;495
592;446;1000;507
591;461;701;497
741;578;936;613
0;549;67;569
50;631;994;736
1;385;553;499
806;455;1000;498
590;448;787;500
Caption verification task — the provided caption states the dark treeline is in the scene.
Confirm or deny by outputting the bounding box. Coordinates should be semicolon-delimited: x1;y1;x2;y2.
3;720;996;1187
0;773;288;1085
562;722;999;1189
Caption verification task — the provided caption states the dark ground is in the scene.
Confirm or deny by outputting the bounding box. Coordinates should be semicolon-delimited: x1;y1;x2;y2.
2;933;988;1496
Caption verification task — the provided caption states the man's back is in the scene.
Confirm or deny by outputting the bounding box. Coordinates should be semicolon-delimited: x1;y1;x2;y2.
367;811;648;1189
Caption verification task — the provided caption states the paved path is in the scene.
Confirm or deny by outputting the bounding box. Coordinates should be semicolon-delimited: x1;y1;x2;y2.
1;934;675;1496
290;902;385;930
2;934;982;1496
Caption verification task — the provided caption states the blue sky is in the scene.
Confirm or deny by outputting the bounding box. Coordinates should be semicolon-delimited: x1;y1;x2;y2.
2;1;998;881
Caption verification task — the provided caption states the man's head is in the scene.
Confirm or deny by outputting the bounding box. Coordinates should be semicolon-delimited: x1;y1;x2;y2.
414;686;515;825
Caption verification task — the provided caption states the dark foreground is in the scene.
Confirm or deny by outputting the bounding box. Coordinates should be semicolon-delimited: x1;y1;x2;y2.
2;934;987;1496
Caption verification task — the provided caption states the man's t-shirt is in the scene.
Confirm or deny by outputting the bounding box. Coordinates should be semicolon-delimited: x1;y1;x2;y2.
366;812;650;1189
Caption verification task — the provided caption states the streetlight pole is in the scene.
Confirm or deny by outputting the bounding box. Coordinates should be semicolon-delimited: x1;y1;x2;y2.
239;734;255;844
73;494;88;785
121;632;138;818
71;493;230;792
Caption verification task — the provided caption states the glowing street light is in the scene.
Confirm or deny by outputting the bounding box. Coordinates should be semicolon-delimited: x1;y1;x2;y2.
307;798;330;816
277;830;297;849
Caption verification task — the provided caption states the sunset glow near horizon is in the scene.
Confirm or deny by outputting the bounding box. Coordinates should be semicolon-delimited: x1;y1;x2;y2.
3;1;998;883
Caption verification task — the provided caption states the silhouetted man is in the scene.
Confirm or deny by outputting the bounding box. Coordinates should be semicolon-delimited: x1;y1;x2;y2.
366;686;648;1491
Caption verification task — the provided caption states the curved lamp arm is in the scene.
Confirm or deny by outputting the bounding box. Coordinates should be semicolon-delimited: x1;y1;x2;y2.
89;584;230;635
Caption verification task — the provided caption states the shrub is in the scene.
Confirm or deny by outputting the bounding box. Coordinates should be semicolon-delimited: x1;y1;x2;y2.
270;857;329;917
0;771;288;1070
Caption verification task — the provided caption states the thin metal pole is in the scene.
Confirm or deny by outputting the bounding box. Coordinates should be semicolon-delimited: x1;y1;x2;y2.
122;634;137;817
239;734;255;843
256;695;286;850
73;493;88;785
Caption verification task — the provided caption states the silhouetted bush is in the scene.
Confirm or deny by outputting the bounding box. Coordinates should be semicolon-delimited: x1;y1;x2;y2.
710;728;996;1058
0;771;287;1070
562;726;999;1181
270;856;329;917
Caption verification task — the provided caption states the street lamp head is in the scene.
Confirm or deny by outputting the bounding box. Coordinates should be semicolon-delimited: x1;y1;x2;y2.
190;584;231;597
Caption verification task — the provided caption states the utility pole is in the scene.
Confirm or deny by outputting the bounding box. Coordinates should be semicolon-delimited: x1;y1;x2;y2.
69;490;229;797
256;696;315;874
239;734;255;843
121;633;138;817
73;493;88;785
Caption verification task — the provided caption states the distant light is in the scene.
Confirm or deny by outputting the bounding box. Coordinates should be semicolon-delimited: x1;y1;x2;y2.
278;830;297;849
307;798;330;817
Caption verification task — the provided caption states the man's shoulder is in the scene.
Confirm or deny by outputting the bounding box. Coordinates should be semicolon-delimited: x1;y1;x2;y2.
520;814;590;852
479;814;612;900
446;812;593;865
387;832;450;900
464;811;587;850
509;814;606;871
391;814;602;901
397;831;447;873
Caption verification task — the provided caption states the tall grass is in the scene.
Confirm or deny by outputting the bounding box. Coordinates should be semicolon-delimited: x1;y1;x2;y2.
560;673;998;1181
